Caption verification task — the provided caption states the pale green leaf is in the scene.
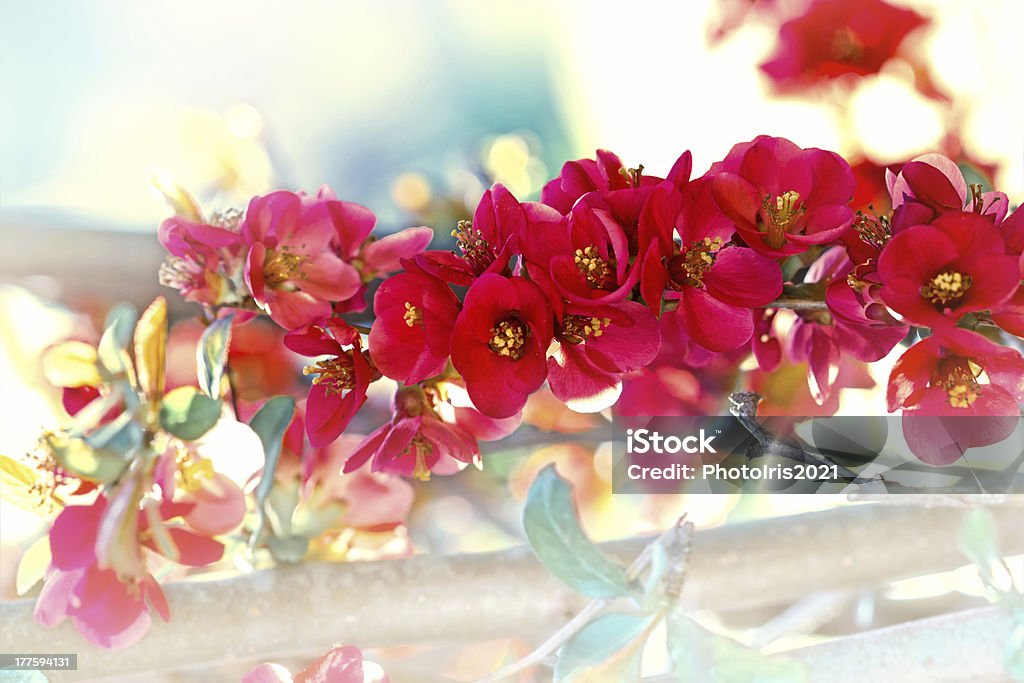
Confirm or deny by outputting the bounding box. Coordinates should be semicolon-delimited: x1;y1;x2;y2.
159;386;222;441
45;432;128;484
523;465;632;599
197;313;234;398
248;396;296;552
668;612;805;683
554;612;657;683
16;536;51;595
97;303;138;378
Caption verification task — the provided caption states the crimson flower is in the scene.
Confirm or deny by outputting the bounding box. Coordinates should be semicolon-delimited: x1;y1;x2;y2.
992;205;1024;336
243;191;361;330
285;319;377;447
368;267;461;385
547;301;661;412
877;212;1019;328
888;328;1024;465
710;136;856;257
450;274;553;418
416;184;524;285
646;176;783;352
761;0;927;88
887;154;1009;227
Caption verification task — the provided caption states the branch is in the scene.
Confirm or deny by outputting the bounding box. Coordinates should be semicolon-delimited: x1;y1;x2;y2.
4;505;1023;681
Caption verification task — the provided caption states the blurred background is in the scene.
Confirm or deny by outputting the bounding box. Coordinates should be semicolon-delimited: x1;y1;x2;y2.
1;1;1022;678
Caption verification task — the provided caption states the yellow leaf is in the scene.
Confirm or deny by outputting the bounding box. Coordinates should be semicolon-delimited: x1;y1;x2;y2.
150;169;204;222
0;454;48;515
16;536;52;596
41;341;102;388
134;297;167;406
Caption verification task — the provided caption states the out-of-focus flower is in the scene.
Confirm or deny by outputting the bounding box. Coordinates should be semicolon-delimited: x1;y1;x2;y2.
877;212;1018;328
450;274;552;419
243;644;389;683
760;0;928;89
285;319;377;447
781;247;907;404
242;191;362;330
710;136;856;257
368;268;461;385
888;328;1024;464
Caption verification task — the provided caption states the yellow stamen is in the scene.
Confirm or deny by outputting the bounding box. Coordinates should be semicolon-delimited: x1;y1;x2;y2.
560;315;612;345
761;190;806;249
574;245;614;288
264;249;306;286
403;302;422;327
921;270;972;306
488;318;529;360
303;356;355;396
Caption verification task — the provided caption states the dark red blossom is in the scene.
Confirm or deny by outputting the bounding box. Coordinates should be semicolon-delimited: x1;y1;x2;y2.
285;319;377;447
547;301;660;412
368;268;460;385
450;274;553;418
877;212;1018;328
761;0;928;88
887;154;1009;227
710;136;856;257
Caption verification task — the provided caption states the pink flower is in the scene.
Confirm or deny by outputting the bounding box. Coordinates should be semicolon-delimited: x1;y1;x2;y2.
158;214;247;307
285;319;377;447
887;154;1009;225
710;136;856;257
888;328;1024;465
243;191;362;330
761;0;928;89
781;247;908;404
368;267;461;385
450;274;553;418
877;212;1019;328
547;300;661;412
35;492;230;649
416;184;525;285
244;644;388;683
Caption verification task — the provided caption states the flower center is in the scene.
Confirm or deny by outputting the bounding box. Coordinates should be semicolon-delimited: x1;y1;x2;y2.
559;315;611;345
942;365;980;409
403;302;422;327
830;26;864;61
920;270;973;306
574;245;614;289
488;317;529;360
854;211;892;251
406;434;433;482
452;220;495;275
264;249;306;287
761;190;806;249
669;237;724;288
302;354;355;396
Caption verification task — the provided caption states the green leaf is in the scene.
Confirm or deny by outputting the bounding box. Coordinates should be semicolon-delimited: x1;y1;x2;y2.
523;465;632;599
16;535;51;595
97;303;138;377
247;396;296;552
958;508;1000;578
197;313;234;398
85;410;143;457
159;386;222;441
44;432;127;484
250;396;296;504
554;613;657;682
267;535;310;563
668;612;805;683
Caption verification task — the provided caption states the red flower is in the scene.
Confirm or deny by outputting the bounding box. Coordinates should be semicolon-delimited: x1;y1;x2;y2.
547;301;661;412
888;328;1024;465
647;176;783;352
877;212;1019;328
710;136;856;257
416;184;524;285
368;268;461;385
285;319;377;447
992;205;1024;336
761;0;927;88
450;274;553;418
243;191;362;330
